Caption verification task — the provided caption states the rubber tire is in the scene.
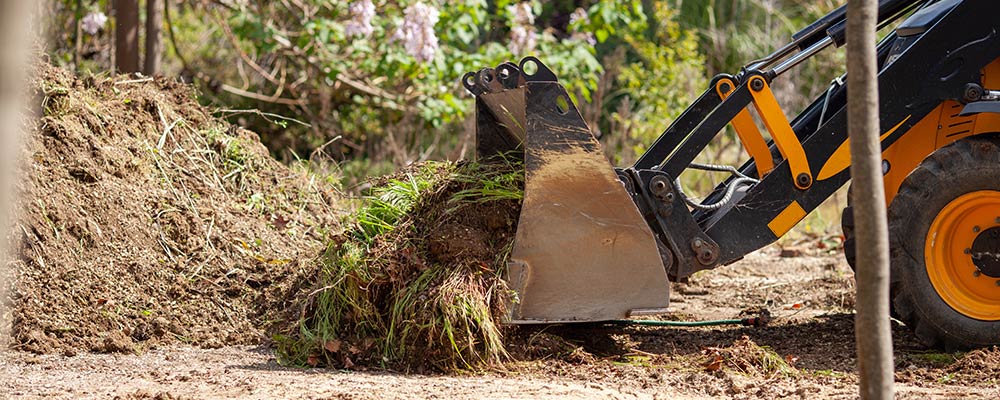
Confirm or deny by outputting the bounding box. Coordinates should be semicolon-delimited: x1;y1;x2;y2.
889;134;1000;351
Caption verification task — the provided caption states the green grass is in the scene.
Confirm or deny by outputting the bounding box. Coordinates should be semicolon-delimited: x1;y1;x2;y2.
911;351;964;367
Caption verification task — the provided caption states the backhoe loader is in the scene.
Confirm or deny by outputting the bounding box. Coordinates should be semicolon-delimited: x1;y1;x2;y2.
462;0;1000;350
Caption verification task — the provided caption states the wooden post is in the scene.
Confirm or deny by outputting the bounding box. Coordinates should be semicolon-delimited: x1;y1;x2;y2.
115;0;140;73
846;0;894;398
144;0;161;75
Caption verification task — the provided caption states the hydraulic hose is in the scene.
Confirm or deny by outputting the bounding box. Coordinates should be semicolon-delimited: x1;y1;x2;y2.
686;162;753;179
674;162;759;212
612;311;770;328
676;177;757;212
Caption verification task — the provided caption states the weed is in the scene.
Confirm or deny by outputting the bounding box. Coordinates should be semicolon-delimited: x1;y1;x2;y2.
938;372;957;384
813;369;839;377
911;351;964;367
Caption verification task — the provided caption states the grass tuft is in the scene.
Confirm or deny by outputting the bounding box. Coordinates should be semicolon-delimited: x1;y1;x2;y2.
277;160;523;371
702;335;797;378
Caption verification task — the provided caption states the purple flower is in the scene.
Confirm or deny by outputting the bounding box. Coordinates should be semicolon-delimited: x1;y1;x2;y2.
568;7;587;26
344;0;376;38
508;3;536;55
81;12;108;35
392;2;440;62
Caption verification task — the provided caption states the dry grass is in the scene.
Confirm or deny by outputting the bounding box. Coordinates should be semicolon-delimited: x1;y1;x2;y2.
702;335;798;378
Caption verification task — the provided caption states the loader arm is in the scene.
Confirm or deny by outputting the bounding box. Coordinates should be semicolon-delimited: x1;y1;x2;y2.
463;0;1000;325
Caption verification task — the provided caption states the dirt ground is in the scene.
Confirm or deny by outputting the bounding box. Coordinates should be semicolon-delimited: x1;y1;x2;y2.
5;248;999;399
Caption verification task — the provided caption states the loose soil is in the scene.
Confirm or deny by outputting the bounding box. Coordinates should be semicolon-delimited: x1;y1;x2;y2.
4;251;1000;399
6;64;339;355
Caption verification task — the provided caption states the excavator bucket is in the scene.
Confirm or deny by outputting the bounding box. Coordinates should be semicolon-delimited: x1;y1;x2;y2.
463;58;671;323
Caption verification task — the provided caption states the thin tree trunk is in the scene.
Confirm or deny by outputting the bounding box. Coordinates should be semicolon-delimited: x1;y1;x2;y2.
115;0;140;73
0;0;33;346
846;0;894;398
144;0;161;75
73;0;83;71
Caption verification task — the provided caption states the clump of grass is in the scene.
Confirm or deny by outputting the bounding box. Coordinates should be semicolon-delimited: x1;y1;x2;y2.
702;335;797;378
911;351;964;368
277;159;523;371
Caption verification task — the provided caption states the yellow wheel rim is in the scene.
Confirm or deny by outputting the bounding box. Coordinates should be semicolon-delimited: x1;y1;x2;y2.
925;191;1000;321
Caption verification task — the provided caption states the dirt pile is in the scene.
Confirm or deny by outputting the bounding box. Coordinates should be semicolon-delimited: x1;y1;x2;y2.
7;64;339;354
277;161;522;372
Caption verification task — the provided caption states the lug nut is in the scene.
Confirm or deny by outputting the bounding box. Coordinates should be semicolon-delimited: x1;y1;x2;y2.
974;270;981;277
995;280;1000;287
965;248;972;254
973;226;981;233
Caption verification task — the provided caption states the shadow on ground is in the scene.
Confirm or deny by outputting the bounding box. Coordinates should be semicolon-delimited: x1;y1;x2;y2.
533;313;929;373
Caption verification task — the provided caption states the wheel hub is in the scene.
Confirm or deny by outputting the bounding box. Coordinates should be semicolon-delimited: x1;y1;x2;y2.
925;191;1000;321
971;227;1000;278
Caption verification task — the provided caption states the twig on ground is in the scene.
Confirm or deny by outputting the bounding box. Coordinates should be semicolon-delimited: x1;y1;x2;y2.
216;108;311;127
114;77;155;85
220;84;305;106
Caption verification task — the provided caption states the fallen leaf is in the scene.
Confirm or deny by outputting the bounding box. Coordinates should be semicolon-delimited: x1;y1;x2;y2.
703;354;724;372
343;356;355;369
785;354;799;366
271;214;290;229
324;339;342;353
477;261;491;272
306;355;319;367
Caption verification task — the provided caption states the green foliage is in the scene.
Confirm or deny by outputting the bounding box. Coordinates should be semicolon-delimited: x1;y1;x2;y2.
44;1;700;170
669;0;843;111
610;2;707;162
199;0;611;161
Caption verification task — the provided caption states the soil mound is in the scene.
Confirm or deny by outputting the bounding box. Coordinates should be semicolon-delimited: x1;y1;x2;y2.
7;64;339;354
278;161;522;372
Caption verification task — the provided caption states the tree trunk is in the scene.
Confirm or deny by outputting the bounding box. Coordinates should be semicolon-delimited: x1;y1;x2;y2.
144;0;161;76
846;0;894;398
0;0;33;346
73;0;83;71
115;0;140;73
